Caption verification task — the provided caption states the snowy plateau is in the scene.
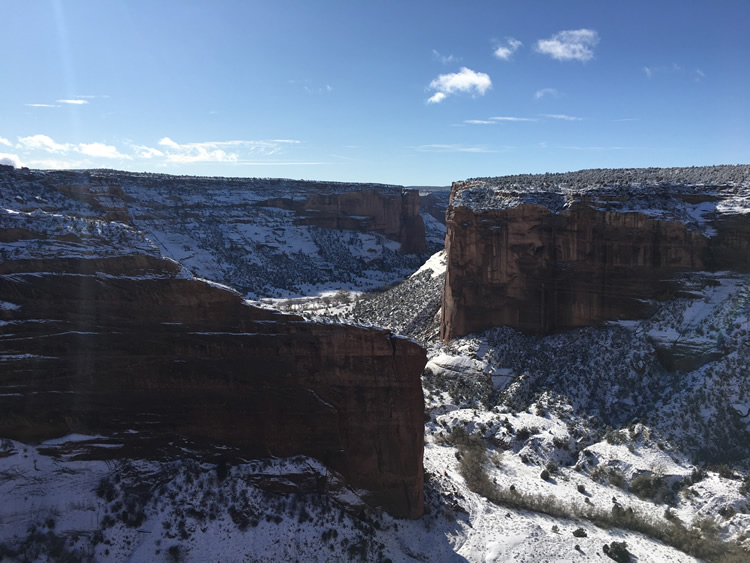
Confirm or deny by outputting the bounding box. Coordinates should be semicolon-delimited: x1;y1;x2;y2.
2;165;750;562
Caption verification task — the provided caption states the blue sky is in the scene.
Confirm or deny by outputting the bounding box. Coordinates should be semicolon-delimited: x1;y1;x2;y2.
1;0;748;186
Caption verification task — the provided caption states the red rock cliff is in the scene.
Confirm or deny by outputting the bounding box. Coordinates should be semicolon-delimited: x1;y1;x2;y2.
0;255;426;518
441;177;750;340
258;188;427;253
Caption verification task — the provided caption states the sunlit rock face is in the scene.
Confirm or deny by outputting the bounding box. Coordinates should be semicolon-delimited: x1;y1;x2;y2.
0;215;426;518
441;168;750;340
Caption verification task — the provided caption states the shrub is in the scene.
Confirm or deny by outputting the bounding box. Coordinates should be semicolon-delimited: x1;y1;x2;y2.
515;426;539;441
572;527;587;538
603;541;631;562
540;469;550;481
577;484;586;494
629;474;673;504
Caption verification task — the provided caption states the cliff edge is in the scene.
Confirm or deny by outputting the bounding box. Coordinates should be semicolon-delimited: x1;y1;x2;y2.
0;206;426;519
441;166;750;340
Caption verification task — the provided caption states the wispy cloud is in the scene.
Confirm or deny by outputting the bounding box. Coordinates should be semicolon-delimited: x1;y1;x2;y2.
25;103;58;108
56;99;89;105
493;38;522;61
463;116;536;125
491;116;537;122
303;83;333;95
416;144;497;153
542;114;582;121
18;134;70;152
77;142;130;159
157;137;301;163
561;145;626;151
695;68;706;82
643;63;681;78
534;88;559;100
26;158;85;169
535;29;599;62
18;134;132;160
613;118;639;122
432;49;459;65
234;161;325;166
427;67;492;104
0;137;11;147
132;145;164;159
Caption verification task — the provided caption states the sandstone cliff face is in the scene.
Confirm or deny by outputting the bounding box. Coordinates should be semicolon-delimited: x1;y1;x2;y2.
256;188;426;253
0;252;426;518
442;178;750;340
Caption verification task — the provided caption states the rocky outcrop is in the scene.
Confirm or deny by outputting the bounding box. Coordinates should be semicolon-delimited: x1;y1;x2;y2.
441;169;750;340
0;253;426;518
256;188;426;253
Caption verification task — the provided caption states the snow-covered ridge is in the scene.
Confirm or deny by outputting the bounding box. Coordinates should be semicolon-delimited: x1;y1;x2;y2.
453;165;750;217
0;166;439;299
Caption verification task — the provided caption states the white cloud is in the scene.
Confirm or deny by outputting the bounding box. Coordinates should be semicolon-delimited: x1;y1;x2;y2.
77;142;130;159
491;116;537;122
493;38;522;61
427;92;447;104
0;153;23;167
234;161;325;166
464;116;536;125
534;88;559;100
643;63;682;78
416;144;497;153
0;137;10;146
133;145;164;159
542;114;582;121
432;49;459;64
25;103;58;108
27;158;83;169
18;134;70;153
57;99;89;105
535;29;599;62
427;67;492;103
157;138;300;163
562;145;626;150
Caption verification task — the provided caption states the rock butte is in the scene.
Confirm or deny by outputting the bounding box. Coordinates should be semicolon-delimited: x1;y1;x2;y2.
441;170;750;341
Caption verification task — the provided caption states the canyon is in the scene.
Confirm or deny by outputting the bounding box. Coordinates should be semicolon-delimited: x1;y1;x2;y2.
0;167;429;519
441;170;750;341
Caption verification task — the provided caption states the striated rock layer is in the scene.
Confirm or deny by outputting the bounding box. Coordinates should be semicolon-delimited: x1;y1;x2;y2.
0;254;426;518
442;168;750;340
256;188;426;253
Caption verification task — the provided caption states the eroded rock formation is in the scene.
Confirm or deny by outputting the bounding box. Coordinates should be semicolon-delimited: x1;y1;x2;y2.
0;250;426;518
256;187;426;253
441;170;750;340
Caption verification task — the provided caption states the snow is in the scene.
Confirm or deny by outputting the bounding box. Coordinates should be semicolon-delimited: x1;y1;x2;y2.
412;249;447;279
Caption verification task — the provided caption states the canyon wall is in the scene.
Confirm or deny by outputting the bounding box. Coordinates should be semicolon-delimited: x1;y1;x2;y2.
256;188;427;253
0;249;426;518
0;167;429;297
442;177;750;340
